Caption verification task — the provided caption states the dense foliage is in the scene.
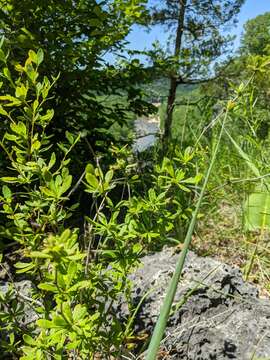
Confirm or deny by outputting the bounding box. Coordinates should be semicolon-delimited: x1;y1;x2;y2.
241;11;270;56
0;47;202;358
0;0;155;167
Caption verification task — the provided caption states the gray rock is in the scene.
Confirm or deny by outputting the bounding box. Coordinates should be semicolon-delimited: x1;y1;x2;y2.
0;280;39;327
128;248;270;359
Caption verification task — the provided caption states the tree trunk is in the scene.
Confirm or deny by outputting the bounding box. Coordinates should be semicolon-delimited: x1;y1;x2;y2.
163;0;187;142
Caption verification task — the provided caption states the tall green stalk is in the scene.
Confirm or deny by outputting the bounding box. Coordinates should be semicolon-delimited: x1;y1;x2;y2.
145;109;228;360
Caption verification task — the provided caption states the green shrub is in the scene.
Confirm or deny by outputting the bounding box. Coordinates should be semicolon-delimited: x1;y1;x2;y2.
0;47;139;359
0;47;201;359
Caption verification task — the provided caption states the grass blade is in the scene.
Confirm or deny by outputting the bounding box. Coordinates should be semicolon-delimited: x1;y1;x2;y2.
225;129;261;178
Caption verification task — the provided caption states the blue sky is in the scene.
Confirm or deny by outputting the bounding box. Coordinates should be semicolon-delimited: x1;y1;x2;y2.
126;0;270;53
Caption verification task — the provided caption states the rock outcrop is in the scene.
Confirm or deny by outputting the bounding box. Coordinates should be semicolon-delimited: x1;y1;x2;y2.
127;248;270;359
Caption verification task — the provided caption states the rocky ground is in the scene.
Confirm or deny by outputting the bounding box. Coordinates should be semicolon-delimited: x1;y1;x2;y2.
2;247;270;359
123;247;270;360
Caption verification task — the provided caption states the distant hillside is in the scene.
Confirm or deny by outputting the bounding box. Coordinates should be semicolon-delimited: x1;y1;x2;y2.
143;77;198;102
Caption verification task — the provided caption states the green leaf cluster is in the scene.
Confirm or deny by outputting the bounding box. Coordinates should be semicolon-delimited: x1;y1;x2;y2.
0;44;202;358
0;47;143;359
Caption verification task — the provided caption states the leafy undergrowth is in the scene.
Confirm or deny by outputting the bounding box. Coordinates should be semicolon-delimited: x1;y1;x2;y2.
0;47;204;359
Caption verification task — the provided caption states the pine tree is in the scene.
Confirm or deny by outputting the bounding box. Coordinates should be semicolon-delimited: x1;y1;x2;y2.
149;0;245;141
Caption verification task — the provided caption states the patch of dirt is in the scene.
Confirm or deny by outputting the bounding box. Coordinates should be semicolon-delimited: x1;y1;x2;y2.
191;201;270;297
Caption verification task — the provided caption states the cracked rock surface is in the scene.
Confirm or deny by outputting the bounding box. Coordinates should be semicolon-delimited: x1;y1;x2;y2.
127;248;270;359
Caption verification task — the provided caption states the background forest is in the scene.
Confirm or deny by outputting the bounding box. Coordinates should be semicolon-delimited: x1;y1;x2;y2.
0;0;270;359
